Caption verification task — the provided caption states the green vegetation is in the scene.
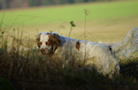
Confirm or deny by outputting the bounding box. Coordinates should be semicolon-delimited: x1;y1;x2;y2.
0;1;137;42
0;78;16;90
0;1;138;27
0;1;138;43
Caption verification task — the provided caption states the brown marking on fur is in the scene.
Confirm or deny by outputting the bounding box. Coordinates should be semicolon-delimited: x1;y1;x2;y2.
36;33;42;48
76;41;81;51
46;33;61;56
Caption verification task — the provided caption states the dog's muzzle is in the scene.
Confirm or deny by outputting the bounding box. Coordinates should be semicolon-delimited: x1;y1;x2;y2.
40;48;48;55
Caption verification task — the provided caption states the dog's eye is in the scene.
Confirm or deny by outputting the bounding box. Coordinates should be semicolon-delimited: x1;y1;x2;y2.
45;42;48;45
45;42;49;45
45;41;51;46
40;42;42;45
37;42;42;48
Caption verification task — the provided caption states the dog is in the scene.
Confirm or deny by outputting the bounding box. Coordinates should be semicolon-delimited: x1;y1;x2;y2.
36;27;138;78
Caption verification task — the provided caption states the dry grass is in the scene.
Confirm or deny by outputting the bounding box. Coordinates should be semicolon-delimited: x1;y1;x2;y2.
0;27;138;90
0;46;138;90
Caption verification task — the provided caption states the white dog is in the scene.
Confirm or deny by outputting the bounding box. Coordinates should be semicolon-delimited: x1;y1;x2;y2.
36;27;138;78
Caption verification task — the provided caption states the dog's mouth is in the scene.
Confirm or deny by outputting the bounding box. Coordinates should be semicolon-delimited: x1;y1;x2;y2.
40;48;53;56
40;47;55;56
40;49;48;55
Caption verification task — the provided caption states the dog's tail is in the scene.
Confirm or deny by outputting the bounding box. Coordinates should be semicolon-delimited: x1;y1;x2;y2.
112;27;138;58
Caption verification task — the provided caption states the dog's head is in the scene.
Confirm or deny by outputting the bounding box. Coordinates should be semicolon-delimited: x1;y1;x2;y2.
36;32;61;56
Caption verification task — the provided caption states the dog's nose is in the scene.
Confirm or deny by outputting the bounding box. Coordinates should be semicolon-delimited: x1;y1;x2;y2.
41;48;45;52
40;48;46;55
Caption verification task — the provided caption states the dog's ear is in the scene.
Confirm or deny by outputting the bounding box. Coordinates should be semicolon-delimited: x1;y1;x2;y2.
47;33;61;55
51;33;61;52
36;33;41;48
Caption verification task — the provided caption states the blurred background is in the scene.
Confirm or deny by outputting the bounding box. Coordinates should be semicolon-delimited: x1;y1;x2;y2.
0;0;138;44
0;0;133;10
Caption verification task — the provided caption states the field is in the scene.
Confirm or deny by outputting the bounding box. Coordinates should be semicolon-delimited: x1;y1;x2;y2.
0;1;138;90
0;0;138;42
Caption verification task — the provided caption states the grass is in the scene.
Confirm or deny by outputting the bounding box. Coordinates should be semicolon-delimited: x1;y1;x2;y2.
0;1;138;43
0;35;138;90
0;1;138;26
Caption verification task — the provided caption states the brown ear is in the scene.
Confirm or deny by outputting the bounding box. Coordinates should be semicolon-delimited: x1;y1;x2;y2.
48;33;61;55
36;33;41;48
52;33;61;51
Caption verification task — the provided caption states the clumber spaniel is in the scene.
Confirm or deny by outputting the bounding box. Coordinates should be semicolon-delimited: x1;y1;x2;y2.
36;27;137;78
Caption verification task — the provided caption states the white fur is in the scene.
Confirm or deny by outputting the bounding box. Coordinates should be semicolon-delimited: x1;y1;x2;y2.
40;34;49;49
